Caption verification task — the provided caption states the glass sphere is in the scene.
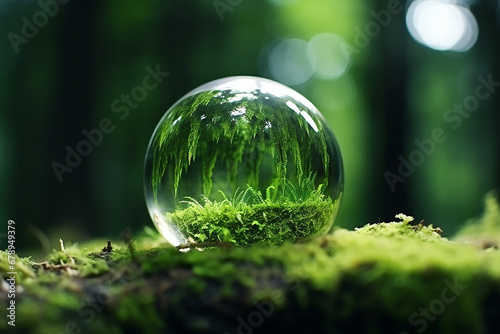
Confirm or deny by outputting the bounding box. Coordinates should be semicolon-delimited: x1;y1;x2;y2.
144;76;343;248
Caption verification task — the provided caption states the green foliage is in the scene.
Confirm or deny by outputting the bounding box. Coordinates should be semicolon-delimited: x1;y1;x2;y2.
168;175;338;247
148;87;335;205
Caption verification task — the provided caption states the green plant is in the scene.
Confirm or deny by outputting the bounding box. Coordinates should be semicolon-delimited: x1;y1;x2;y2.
168;174;339;247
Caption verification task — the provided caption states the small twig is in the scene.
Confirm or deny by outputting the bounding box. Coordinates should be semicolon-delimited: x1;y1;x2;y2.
32;261;79;276
59;239;75;265
434;227;443;235
409;220;444;235
176;241;232;251
32;261;77;270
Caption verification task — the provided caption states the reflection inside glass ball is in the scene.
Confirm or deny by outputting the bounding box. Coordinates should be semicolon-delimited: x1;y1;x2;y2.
144;76;343;248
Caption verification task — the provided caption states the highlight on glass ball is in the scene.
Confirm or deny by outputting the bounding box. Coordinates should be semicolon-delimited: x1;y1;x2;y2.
144;76;343;248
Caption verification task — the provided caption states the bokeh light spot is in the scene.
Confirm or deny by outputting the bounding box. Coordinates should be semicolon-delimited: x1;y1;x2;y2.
406;0;478;52
307;33;350;80
268;39;314;86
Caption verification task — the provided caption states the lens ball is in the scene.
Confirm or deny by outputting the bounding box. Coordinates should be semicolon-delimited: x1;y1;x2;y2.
144;76;343;248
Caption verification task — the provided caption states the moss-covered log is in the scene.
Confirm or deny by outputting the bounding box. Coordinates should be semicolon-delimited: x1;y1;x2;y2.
2;195;500;334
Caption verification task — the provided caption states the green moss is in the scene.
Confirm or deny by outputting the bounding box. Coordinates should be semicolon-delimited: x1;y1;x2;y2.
168;177;339;246
354;213;443;241
2;198;500;333
453;192;500;249
0;251;35;281
45;252;109;278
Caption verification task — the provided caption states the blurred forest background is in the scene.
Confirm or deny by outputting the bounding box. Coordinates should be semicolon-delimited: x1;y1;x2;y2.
1;0;499;256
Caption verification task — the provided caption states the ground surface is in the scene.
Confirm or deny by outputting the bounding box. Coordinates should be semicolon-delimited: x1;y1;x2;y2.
1;195;500;334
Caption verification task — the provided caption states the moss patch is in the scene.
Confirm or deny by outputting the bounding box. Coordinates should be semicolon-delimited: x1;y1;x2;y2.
453;192;500;250
1;198;500;334
169;179;338;247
